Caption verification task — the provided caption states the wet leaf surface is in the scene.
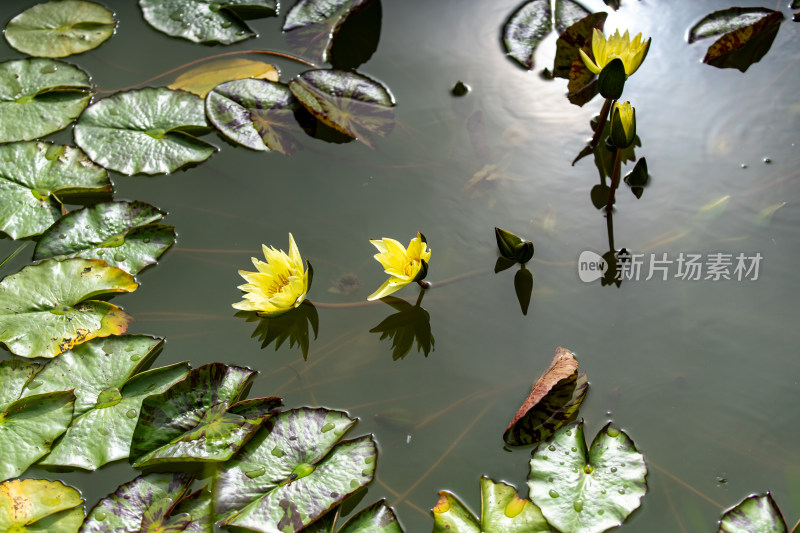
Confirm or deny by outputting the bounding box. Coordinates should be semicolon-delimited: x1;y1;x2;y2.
503;0;551;69
0;258;137;358
168;58;279;97
304;500;402;533
718;493;788;533
34;200;175;275
0;58;92;142
0;141;111;239
553;0;591;35
0;479;84;532
4;0;116;58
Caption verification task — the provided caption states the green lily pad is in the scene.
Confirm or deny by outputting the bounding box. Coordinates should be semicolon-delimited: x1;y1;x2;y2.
0;258;138;358
5;0;116;58
528;422;647;533
82;472;212;532
34;201;175;275
433;477;553;532
0;58;93;143
283;0;373;65
130;363;281;467
0;141;111;239
554;0;591;35
215;407;377;532
689;7;778;43
718;493;788;533
0;360;75;481
289;69;395;149
21;335;190;470
306;500;403;533
74;87;215;175
0;478;84;533
139;0;277;44
206;78;305;154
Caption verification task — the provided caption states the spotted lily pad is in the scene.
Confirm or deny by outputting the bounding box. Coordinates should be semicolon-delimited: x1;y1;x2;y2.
0;258;137;358
0;58;92;143
289;69;394;148
0;141;111;239
305;500;403;533
19;336;191;470
82;472;212;532
283;0;374;65
215;407;377;532
4;0;116;58
0;360;75;482
206;79;305;154
0;478;84;533
74;87;215;175
34;201;175;275
528;422;647;533
130;363;281;467
718;493;788;533
552;12;607;79
139;0;277;44
433;477;553;532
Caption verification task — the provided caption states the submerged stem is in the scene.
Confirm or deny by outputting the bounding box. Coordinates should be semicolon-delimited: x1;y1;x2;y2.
606;147;623;212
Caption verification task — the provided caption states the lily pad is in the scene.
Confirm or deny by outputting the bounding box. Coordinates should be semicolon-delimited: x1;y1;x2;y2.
553;12;607;79
554;0;591;35
130;363;281;467
289;69;395;148
5;0;116;58
74;87;215;175
0;141;111;239
82;472;212;532
206;79;305;154
215;407;377;532
283;0;374;65
168;58;279;97
0;258;137;358
34;201;175;275
432;477;553;532
0;479;84;533
306;500;402;533
504;347;588;446
0;58;93;143
139;0;277;44
528;422;647;533
718;493;788;533
0;360;75;481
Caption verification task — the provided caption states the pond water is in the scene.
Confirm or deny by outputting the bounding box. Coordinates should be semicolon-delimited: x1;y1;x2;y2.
1;0;799;531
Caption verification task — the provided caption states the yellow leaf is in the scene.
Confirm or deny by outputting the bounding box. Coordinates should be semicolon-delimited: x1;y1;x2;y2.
168;58;280;97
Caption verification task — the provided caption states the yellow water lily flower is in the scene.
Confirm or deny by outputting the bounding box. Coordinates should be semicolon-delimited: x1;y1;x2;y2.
368;232;431;301
610;100;636;148
579;29;651;77
233;233;311;317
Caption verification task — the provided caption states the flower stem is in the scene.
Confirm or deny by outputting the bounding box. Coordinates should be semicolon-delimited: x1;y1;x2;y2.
590;97;614;149
605;147;623;212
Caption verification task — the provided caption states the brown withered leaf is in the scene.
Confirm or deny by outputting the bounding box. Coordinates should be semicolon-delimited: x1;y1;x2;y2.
168;58;280;97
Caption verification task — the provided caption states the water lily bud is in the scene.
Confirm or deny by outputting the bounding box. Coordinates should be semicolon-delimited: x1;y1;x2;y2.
598;58;626;100
610;101;636;149
515;241;534;264
495;227;523;260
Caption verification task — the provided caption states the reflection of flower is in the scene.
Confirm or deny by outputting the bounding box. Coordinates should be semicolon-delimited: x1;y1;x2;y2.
579;29;651;77
233;233;311;317
370;297;434;360
367;233;431;301
236;305;319;360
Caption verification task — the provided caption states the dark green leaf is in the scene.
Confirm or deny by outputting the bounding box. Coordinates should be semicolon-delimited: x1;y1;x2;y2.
694;9;784;72
74;87;215;175
495;257;517;273
34;200;175;275
0;58;92;143
0;141;111;239
718;493;788;533
553;12;607;79
553;0;591;35
688;7;778;43
0;258;137;358
5;0;116;58
0;479;84;533
590;184;610;210
289;69;395;149
139;0;277;44
206;78;305;154
503;0;552;69
495;226;523;259
514;267;533;315
597;58;626;99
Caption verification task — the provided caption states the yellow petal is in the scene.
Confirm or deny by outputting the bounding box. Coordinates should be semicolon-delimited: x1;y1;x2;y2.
367;277;410;301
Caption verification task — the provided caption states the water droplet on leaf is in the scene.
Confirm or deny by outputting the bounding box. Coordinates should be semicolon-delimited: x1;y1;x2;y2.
549;490;559;498
125;409;137;419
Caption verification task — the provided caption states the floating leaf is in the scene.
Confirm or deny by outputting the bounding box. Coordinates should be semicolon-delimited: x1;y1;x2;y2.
4;0;116;58
370;297;434;360
34;201;175;275
283;0;373;65
689;8;784;72
0;258;137;358
0;479;84;533
528;422;647;533
130;363;281;467
0;58;92;143
237;304;320;360
305;500;402;533
0;141;111;239
289;69;395;148
82;472;212;532
554;0;591;35
139;0;277;44
168;58;278;97
433;477;553;532
504;347;588;445
0;360;75;481
718;493;788;533
206;79;305;154
553;12;607;79
215;407;377;532
74;87;215;175
503;0;551;69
